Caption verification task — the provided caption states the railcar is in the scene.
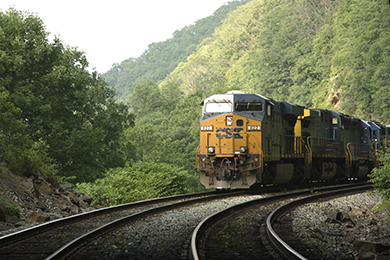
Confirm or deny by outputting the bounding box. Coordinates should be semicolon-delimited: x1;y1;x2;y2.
197;91;384;189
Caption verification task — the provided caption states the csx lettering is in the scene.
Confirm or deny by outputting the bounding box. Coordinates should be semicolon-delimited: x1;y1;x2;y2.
216;128;243;139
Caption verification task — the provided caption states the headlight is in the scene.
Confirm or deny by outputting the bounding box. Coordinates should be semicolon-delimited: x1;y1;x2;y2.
208;147;215;153
226;116;233;126
201;125;213;131
240;146;247;153
247;125;261;131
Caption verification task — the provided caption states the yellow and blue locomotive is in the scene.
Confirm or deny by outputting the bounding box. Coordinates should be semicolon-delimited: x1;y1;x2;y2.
197;91;387;189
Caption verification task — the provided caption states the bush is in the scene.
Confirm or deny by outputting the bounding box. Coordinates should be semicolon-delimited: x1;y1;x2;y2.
0;196;21;218
76;161;190;206
368;151;390;224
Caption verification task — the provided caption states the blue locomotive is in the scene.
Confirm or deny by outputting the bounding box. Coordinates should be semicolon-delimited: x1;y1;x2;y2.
197;91;389;189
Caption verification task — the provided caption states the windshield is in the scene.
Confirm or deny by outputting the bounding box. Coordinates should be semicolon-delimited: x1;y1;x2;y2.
235;102;263;112
205;102;232;113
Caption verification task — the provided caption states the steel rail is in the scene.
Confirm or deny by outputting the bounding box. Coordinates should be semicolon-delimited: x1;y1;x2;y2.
190;182;370;260
266;183;372;260
45;190;246;260
0;190;228;248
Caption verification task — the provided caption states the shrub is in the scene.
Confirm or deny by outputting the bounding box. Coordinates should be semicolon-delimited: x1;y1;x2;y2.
368;151;390;224
0;196;21;218
76;161;190;206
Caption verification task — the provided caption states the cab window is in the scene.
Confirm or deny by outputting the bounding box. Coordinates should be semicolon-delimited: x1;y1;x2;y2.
235;102;263;112
205;102;232;113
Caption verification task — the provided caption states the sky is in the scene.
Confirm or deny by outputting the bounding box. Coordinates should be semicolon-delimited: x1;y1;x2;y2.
0;0;228;73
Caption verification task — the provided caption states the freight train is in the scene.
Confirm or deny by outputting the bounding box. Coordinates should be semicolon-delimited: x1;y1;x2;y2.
197;91;390;189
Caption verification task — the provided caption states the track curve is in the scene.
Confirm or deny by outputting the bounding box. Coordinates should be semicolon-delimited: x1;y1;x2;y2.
0;190;236;260
190;183;371;260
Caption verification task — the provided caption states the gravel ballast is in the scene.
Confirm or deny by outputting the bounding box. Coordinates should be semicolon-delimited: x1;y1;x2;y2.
71;194;266;259
292;192;390;259
2;190;389;260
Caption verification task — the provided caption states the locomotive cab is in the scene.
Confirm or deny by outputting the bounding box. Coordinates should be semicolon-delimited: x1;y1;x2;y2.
198;91;265;189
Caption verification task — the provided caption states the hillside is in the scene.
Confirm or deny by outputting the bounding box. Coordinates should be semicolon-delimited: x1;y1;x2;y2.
111;0;390;194
160;0;390;124
103;0;250;102
1;1;390;229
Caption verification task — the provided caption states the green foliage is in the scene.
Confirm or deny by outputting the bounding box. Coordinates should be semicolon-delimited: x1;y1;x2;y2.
122;81;207;192
369;152;390;222
162;0;263;94
330;0;390;122
0;195;21;217
4;0;390;202
76;161;190;206
0;8;134;182
0;86;55;177
103;1;250;102
160;0;390;124
96;0;390;203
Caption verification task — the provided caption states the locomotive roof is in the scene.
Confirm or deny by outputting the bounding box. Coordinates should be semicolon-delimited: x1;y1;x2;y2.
203;91;272;104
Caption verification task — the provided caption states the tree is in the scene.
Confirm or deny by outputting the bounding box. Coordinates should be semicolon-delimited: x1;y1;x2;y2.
0;9;134;182
0;87;53;176
103;0;250;102
330;0;390;121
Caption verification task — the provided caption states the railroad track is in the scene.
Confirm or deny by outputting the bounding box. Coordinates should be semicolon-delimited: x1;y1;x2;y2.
0;190;241;260
49;190;266;259
0;182;371;260
190;182;372;260
267;183;372;260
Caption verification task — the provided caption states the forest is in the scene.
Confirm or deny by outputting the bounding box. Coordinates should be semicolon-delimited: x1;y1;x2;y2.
1;0;390;209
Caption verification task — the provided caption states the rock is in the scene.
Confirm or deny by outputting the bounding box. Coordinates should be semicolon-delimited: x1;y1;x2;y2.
0;222;15;231
15;220;26;227
20;178;34;193
28;211;49;223
46;177;59;189
33;184;41;199
35;182;53;196
378;250;390;260
5;214;21;224
361;251;377;260
46;213;63;221
325;210;355;225
32;175;45;184
33;197;47;211
59;184;73;192
1;171;94;228
351;208;366;216
80;194;93;205
353;240;390;253
341;205;352;212
342;235;355;244
345;221;355;228
338;211;354;223
0;207;5;222
363;218;378;226
70;196;79;207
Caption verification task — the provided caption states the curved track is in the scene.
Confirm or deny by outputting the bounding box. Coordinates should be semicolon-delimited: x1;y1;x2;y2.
0;190;240;260
190;183;371;260
0;183;372;260
47;190;248;259
267;183;372;260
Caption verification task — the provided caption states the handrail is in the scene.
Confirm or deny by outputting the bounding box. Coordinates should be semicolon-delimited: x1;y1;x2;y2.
247;132;263;172
306;136;312;164
346;143;352;168
196;133;211;170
